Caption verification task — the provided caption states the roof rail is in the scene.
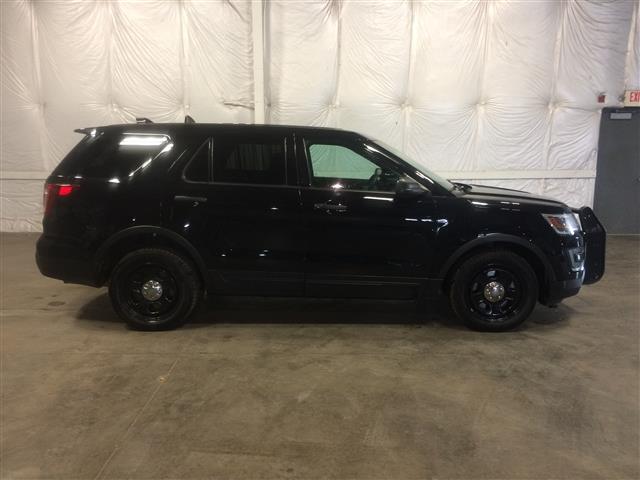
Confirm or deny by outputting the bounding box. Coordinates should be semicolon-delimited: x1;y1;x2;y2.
185;115;196;123
136;117;153;124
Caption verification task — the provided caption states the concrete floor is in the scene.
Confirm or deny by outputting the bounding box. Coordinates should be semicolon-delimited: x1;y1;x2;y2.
1;233;638;479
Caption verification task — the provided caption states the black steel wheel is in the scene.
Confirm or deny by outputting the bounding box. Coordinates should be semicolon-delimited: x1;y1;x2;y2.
125;265;179;319
449;250;538;331
109;249;202;331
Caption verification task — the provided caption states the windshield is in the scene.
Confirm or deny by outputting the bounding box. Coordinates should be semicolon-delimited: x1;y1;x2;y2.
369;139;455;192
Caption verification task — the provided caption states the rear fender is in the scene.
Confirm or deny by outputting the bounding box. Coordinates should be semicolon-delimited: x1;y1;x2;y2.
96;226;209;289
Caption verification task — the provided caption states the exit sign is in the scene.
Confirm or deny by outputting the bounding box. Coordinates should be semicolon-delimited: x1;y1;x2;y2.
624;90;640;106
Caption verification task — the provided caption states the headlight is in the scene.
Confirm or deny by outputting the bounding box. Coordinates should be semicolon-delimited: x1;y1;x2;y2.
541;213;581;235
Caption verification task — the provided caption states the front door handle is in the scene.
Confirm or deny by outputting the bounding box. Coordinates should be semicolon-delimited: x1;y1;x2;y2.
314;202;347;213
174;195;207;204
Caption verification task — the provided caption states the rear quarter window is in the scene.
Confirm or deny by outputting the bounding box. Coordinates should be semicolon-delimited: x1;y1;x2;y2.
56;131;173;180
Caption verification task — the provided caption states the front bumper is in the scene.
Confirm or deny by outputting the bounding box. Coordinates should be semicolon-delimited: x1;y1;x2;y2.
36;234;101;287
541;207;605;305
542;275;583;306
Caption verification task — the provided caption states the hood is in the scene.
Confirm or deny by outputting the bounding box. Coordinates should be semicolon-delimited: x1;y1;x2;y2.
459;184;569;210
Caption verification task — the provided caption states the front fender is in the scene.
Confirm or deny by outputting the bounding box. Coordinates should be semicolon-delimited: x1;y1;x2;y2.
437;233;555;283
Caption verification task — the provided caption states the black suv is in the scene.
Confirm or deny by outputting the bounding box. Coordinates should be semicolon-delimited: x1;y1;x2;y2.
36;121;605;331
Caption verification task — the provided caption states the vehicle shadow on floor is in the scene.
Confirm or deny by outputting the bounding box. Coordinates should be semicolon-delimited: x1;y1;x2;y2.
75;292;573;332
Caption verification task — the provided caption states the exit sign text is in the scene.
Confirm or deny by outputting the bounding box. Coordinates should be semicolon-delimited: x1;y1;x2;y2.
624;90;640;106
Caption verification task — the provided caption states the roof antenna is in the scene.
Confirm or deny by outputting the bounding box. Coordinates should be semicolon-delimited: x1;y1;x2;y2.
185;115;196;124
136;117;153;124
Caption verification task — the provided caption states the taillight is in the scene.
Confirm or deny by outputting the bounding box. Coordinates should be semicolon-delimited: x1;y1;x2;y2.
43;182;76;216
58;185;73;196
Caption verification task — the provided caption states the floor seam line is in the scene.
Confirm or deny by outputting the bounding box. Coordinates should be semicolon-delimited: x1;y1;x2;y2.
93;358;179;480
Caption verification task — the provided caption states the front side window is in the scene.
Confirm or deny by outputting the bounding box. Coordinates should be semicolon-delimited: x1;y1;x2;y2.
212;136;286;185
307;142;400;191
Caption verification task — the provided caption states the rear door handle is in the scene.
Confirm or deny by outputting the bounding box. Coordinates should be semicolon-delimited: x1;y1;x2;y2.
314;202;347;212
174;195;207;204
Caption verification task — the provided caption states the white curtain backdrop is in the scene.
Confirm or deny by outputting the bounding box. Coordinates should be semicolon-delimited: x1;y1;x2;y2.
1;0;639;231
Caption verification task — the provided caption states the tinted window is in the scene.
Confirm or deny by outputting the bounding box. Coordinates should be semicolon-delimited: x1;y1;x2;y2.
184;139;211;182
61;132;172;180
213;137;286;185
307;142;400;191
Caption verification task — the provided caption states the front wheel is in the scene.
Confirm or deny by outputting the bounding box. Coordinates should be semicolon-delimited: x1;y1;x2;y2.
449;250;538;332
109;248;202;331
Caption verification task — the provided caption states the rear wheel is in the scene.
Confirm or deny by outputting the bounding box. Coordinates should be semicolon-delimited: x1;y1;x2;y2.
449;250;538;331
109;248;202;331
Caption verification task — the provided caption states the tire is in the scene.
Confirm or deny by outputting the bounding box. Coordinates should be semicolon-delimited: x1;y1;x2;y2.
449;250;538;332
108;248;202;331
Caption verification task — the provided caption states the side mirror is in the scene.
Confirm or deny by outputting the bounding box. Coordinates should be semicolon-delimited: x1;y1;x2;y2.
396;177;428;198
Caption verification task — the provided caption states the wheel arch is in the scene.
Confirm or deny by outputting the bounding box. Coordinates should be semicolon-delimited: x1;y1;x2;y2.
439;234;554;298
96;226;208;290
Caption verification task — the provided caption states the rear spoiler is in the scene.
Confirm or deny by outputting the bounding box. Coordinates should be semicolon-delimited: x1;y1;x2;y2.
73;127;98;135
74;116;195;135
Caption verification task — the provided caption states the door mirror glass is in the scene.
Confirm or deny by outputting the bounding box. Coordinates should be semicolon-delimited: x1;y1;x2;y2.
396;177;427;198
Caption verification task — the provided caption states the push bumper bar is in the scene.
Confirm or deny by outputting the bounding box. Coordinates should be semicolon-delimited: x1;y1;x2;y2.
573;206;606;284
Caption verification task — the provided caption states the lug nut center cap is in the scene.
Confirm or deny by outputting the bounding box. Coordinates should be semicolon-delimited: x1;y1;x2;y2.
484;281;505;303
141;279;163;301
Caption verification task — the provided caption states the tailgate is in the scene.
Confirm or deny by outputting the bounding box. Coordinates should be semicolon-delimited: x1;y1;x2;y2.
574;207;606;284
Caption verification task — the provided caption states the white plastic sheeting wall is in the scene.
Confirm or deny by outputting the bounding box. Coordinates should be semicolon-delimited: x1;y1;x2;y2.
1;0;639;231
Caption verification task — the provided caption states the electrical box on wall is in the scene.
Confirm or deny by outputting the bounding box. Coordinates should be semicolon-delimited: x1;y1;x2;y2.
623;90;640;107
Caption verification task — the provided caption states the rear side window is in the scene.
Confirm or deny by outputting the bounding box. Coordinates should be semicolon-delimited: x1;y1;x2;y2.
183;139;211;182
57;131;172;180
212;136;286;185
